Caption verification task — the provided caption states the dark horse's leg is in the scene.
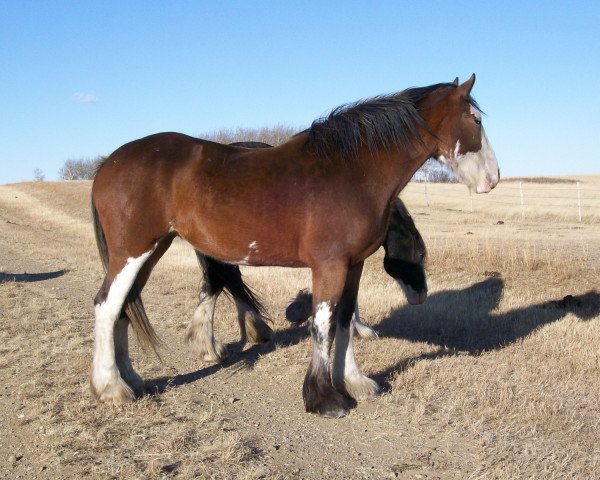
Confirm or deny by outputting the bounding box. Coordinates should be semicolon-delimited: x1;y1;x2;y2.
187;252;272;362
303;261;362;417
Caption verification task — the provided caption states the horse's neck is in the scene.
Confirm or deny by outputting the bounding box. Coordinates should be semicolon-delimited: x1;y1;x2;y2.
371;134;438;201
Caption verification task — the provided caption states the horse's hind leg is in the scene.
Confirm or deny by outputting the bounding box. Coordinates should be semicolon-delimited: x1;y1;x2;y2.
235;299;271;345
114;316;142;393
187;291;227;362
189;253;271;361
91;247;156;404
207;255;271;345
187;253;228;362
113;234;175;394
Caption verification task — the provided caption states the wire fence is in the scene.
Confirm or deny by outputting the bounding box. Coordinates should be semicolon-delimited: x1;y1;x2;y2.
401;181;600;222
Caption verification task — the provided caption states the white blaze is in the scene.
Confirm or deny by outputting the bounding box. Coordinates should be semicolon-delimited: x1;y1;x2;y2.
438;106;499;193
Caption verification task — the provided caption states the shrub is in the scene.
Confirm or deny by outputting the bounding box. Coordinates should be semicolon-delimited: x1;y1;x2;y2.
58;156;105;180
412;158;459;183
33;168;45;182
200;125;299;146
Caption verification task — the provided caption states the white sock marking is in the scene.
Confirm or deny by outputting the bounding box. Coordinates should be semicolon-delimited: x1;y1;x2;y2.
93;248;154;391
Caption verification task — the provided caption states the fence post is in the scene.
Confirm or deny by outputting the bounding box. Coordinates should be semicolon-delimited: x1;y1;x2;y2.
519;181;525;219
424;181;429;207
469;191;474;213
577;181;582;222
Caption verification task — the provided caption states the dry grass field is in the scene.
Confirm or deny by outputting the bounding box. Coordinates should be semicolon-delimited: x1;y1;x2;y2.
1;177;599;479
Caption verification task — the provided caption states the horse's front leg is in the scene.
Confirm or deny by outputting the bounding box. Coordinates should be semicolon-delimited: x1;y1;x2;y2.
303;261;354;418
332;262;379;401
332;302;379;400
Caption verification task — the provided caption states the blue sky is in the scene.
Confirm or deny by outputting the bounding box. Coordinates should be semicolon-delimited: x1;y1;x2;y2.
1;1;599;184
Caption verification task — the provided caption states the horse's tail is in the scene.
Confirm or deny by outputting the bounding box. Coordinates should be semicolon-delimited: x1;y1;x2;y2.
91;196;162;356
195;252;269;321
225;274;269;322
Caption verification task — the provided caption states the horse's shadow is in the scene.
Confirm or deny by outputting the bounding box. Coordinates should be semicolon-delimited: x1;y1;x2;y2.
0;269;68;283
371;277;600;389
146;277;600;396
145;321;310;395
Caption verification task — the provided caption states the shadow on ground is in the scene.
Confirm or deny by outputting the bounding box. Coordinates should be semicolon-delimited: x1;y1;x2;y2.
145;322;309;395
0;269;68;283
146;277;600;398
372;278;600;389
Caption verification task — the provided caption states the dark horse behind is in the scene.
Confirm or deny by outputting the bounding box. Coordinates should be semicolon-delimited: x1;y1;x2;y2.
91;75;498;417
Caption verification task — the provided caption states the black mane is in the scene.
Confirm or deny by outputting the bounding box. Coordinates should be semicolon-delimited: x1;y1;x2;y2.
304;82;467;161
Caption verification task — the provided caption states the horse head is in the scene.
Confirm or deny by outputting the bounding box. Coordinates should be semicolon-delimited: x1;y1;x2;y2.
430;74;500;193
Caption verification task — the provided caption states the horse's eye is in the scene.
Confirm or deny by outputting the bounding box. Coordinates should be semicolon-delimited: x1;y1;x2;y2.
474;117;482;126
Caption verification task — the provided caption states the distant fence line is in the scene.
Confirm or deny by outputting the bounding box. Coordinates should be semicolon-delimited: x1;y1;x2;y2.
402;181;600;222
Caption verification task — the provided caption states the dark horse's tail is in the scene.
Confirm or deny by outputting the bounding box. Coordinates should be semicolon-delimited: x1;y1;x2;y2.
195;252;268;321
91;197;161;356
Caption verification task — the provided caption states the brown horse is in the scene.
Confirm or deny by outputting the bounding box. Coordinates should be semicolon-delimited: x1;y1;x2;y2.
190;196;427;365
91;75;498;417
188;143;426;359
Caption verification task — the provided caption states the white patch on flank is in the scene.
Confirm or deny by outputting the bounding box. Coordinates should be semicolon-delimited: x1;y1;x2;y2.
92;248;155;393
236;241;260;266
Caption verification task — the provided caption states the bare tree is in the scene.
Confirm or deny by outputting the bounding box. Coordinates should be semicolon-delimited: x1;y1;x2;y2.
412;158;458;183
33;168;45;182
59;156;105;180
200;124;299;146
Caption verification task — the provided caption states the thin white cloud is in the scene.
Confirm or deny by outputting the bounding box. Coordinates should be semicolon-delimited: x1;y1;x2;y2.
73;92;98;104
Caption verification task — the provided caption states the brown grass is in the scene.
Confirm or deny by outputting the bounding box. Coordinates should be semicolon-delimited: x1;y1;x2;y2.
1;178;599;479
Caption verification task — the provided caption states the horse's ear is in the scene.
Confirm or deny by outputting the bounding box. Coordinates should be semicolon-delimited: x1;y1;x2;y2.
458;73;476;94
452;77;459;86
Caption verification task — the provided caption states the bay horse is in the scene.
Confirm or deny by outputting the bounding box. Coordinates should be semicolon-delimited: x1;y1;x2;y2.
190;195;427;365
91;75;498;417
188;143;426;357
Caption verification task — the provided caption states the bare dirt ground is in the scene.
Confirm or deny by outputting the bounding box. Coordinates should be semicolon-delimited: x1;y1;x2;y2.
0;179;599;479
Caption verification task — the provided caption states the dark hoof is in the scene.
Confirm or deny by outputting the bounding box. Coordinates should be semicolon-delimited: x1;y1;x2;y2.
303;375;355;418
306;392;354;418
